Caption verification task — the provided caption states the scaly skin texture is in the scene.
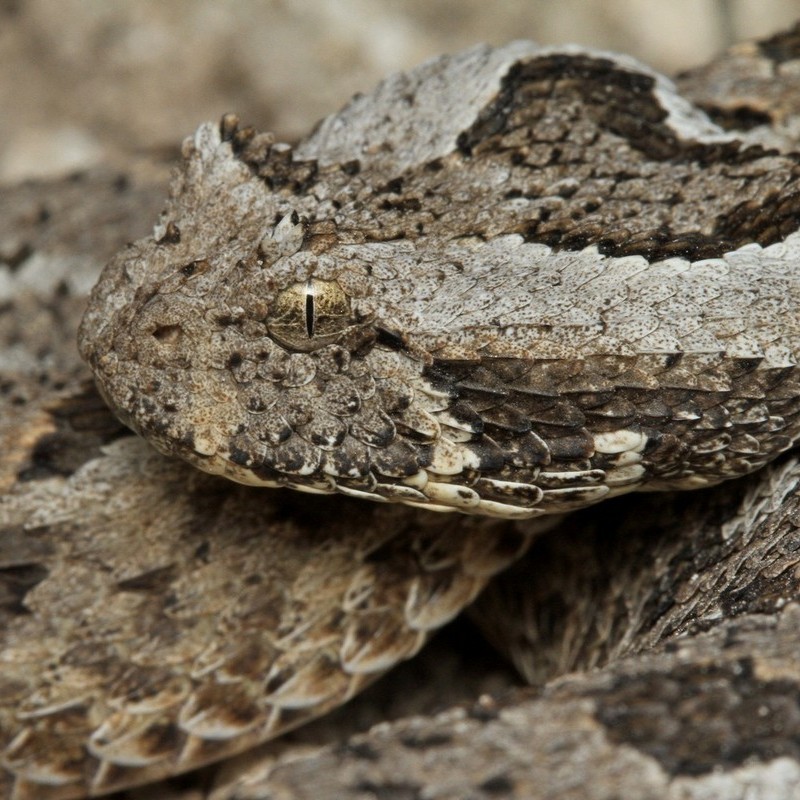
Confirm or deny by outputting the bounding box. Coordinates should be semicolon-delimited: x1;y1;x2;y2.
0;177;534;800
0;178;530;798
4;23;800;800
79;43;800;519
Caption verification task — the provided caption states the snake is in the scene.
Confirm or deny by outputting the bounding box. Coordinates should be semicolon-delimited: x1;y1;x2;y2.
78;42;800;521
4;25;800;800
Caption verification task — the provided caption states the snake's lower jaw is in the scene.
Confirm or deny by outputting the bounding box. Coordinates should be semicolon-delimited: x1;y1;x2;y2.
186;428;638;520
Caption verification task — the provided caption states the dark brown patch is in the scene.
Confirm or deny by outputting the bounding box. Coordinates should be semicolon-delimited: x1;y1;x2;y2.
0;562;49;614
758;21;800;63
480;774;515;794
116;564;179;593
17;381;129;482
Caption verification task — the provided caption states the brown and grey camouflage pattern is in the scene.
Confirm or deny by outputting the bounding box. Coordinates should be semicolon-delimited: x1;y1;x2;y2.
80;42;800;520
5;22;800;800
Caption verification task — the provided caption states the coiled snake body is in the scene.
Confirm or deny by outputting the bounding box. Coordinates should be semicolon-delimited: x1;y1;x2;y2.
4;28;800;800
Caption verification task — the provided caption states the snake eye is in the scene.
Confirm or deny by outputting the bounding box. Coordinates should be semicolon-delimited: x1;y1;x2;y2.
268;279;353;351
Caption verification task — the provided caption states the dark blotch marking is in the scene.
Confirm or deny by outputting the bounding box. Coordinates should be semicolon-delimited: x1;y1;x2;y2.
257;149;320;194
215;313;242;327
157;221;182;245
399;731;453;749
1;241;32;272
379;177;404;194
264;665;294;695
375;327;407;352
480;775;515;795
16;382;129;482
0;562;50;614
152;324;183;344
341;159;361;175
231;125;256;154
228;445;252;467
455;52;800;261
342;741;381;761
758;21;800;63
380;196;422;212
698;103;773;132
116;565;178;593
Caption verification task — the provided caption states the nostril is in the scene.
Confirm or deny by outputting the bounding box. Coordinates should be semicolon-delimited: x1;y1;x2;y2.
152;324;183;344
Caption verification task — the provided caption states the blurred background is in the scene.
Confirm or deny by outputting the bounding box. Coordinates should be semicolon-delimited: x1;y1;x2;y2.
2;0;800;183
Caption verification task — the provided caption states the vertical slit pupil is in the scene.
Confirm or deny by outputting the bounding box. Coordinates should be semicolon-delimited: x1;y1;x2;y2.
305;282;315;338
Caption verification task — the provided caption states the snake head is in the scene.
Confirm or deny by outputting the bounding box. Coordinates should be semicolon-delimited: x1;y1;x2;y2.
79;118;487;514
80;45;800;518
79;115;567;519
